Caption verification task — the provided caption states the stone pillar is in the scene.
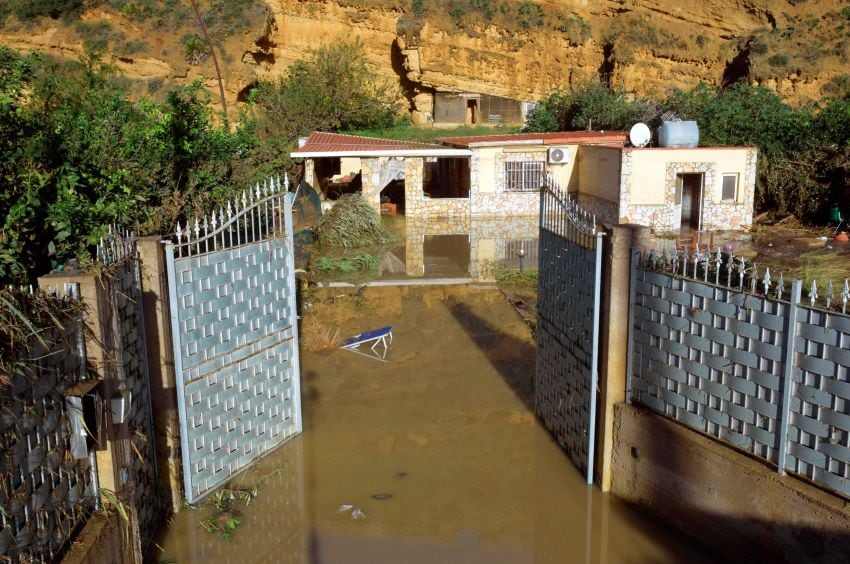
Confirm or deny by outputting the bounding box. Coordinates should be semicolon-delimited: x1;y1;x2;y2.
360;157;381;212
136;237;183;514
594;224;647;491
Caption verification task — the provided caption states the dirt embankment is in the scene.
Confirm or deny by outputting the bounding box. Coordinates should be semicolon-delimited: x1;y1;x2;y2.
2;0;847;121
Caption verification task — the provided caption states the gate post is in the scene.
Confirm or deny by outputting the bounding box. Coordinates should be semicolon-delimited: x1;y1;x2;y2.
136;236;183;513
595;224;654;491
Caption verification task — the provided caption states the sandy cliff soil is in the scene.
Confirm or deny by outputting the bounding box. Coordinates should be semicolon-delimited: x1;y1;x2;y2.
1;0;847;120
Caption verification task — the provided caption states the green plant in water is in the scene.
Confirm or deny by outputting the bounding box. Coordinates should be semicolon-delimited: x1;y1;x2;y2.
198;486;258;541
313;252;379;275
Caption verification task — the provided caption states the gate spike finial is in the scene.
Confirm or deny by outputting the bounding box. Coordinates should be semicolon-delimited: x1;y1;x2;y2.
284;174;289;191
176;223;183;244
255;182;261;201
842;279;849;313
809;280;818;306
751;263;758;294
194;218;200;239
763;267;771;295
738;255;746;290
242;190;247;208
826;280;834;309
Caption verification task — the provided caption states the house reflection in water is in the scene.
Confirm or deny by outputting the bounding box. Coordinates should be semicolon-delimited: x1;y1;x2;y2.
379;214;538;282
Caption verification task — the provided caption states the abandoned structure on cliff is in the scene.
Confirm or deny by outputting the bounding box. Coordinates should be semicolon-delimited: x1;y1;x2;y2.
291;129;757;233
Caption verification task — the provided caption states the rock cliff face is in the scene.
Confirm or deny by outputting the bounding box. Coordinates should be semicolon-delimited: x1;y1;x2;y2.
1;0;847;120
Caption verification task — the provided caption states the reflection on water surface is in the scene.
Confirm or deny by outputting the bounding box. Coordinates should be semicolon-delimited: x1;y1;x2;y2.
154;286;711;564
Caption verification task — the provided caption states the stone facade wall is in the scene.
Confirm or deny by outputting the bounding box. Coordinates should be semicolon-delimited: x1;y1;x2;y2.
700;148;757;230
470;151;541;216
406;157;471;220
304;160;315;188
619;153;756;232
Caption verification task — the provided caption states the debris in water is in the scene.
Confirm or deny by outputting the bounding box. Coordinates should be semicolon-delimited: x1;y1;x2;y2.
340;325;393;362
351;508;366;520
395;471;408;479
371;493;393;501
338;504;353;513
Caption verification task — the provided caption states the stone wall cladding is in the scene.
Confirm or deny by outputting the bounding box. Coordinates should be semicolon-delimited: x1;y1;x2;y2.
620;156;755;232
470;150;544;216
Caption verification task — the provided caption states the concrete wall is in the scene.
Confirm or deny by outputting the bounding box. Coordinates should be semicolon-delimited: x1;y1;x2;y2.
62;512;140;564
578;145;621;202
612;403;850;564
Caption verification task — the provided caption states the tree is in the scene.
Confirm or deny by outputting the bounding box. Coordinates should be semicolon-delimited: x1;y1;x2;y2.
524;82;653;132
0;47;254;284
248;41;400;175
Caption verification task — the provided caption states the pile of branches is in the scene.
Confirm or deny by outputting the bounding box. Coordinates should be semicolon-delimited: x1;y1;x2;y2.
313;194;397;248
0;289;85;388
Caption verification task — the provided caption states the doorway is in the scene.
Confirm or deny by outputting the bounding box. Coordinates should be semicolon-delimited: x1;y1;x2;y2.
466;99;478;125
677;173;703;231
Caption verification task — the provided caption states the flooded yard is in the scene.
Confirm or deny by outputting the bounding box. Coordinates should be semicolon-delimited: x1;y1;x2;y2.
153;286;712;563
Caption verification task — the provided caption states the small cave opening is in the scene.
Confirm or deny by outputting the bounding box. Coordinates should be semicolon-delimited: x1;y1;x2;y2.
722;42;751;89
246;50;276;66
256;33;276;52
237;81;259;103
598;42;615;86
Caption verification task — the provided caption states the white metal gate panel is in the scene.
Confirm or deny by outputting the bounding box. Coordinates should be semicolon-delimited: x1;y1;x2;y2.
164;179;301;503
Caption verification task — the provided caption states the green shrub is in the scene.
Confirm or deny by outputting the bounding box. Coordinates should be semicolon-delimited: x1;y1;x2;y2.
517;1;544;30
556;14;591;46
767;54;789;67
181;33;209;61
751;40;768;55
411;0;426;16
449;3;465;23
11;0;87;20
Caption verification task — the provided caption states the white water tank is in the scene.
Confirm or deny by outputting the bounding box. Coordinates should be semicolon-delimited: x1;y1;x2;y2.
657;121;699;148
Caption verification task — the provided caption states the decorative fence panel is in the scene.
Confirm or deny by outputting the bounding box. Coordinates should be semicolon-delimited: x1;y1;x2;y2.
536;175;603;484
788;304;850;494
164;178;301;504
630;247;850;498
96;231;161;550
0;287;97;563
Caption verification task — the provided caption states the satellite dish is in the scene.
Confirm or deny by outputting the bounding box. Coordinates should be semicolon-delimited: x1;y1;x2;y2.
629;123;651;147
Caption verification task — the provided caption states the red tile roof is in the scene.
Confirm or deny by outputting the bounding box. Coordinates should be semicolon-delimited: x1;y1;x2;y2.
440;130;628;147
292;132;451;155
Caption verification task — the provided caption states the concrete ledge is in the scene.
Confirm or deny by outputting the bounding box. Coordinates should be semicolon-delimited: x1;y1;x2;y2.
612;403;850;564
62;512;138;564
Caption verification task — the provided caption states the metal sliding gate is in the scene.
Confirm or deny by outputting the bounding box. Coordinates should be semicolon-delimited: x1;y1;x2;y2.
164;178;302;503
536;177;603;484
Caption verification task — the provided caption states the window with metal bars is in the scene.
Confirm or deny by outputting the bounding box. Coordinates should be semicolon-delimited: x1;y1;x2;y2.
504;161;544;192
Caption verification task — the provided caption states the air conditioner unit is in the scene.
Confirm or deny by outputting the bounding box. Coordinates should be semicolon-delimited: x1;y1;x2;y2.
548;147;570;164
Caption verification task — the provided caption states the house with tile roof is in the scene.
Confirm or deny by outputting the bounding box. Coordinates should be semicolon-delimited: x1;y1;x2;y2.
291;130;757;233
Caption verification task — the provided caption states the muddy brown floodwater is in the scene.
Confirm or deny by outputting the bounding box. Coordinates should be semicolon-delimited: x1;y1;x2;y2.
153;286;714;564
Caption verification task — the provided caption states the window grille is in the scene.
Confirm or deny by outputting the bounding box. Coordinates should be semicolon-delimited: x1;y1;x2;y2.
505;161;544;192
722;173;738;201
